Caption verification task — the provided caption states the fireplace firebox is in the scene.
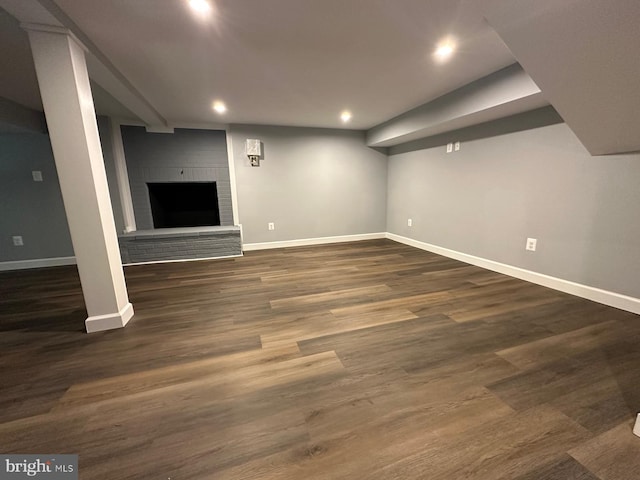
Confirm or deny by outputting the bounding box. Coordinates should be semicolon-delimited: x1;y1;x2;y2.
147;182;220;228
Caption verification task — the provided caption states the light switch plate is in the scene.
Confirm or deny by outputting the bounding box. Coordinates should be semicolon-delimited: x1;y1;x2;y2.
526;238;537;251
32;171;43;182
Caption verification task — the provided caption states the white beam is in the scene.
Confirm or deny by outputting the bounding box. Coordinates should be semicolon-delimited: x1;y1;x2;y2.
366;64;547;148
485;0;640;155
1;0;167;127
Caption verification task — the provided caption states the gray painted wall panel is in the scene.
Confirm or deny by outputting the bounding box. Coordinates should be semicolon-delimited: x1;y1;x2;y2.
387;122;640;298
0;133;74;261
230;125;388;244
0;119;131;263
121;127;233;230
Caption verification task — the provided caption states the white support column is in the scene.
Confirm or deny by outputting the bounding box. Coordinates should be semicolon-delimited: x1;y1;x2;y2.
225;129;240;226
24;24;134;333
109;117;137;233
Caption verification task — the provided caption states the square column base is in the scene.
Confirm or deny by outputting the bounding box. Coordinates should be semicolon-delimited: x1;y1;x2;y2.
85;302;134;333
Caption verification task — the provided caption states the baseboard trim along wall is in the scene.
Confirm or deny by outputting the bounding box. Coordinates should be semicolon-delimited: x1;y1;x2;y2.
123;253;243;266
242;232;387;251
0;256;76;271
4;235;640;317
386;232;640;316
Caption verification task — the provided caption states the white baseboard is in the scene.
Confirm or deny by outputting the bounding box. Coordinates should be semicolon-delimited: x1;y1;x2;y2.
0;254;243;270
85;302;134;333
123;253;243;266
242;232;386;251
0;256;76;272
386;232;640;315
6;234;640;317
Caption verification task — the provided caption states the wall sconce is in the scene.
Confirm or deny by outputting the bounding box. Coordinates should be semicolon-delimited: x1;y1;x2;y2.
245;139;261;167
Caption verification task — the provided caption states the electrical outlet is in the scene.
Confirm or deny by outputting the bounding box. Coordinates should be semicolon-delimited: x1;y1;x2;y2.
32;171;43;182
526;238;537;251
407;218;412;227
446;143;453;153
12;236;24;246
454;141;460;151
634;413;640;437
268;222;275;231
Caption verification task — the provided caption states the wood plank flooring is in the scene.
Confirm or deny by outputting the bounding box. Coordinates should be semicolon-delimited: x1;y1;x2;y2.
1;239;639;479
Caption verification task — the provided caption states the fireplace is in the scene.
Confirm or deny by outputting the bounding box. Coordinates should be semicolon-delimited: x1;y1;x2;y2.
147;182;220;228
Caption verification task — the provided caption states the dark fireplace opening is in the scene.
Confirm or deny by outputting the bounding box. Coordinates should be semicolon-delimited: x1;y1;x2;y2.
148;182;220;228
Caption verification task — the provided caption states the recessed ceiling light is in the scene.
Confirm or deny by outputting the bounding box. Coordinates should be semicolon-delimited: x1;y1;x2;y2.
188;0;212;14
433;38;456;62
212;101;227;114
341;111;352;123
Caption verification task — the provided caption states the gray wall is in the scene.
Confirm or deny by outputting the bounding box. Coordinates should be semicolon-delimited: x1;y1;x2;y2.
0;132;74;261
0;118;127;263
230;125;388;244
0;97;46;134
387;121;640;298
121;127;232;230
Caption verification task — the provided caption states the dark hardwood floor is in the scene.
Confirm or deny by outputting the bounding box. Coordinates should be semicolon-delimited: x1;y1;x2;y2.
1;239;639;479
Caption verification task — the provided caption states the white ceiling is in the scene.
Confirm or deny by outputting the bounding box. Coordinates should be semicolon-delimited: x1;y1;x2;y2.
0;6;142;120
1;0;517;129
5;0;637;154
